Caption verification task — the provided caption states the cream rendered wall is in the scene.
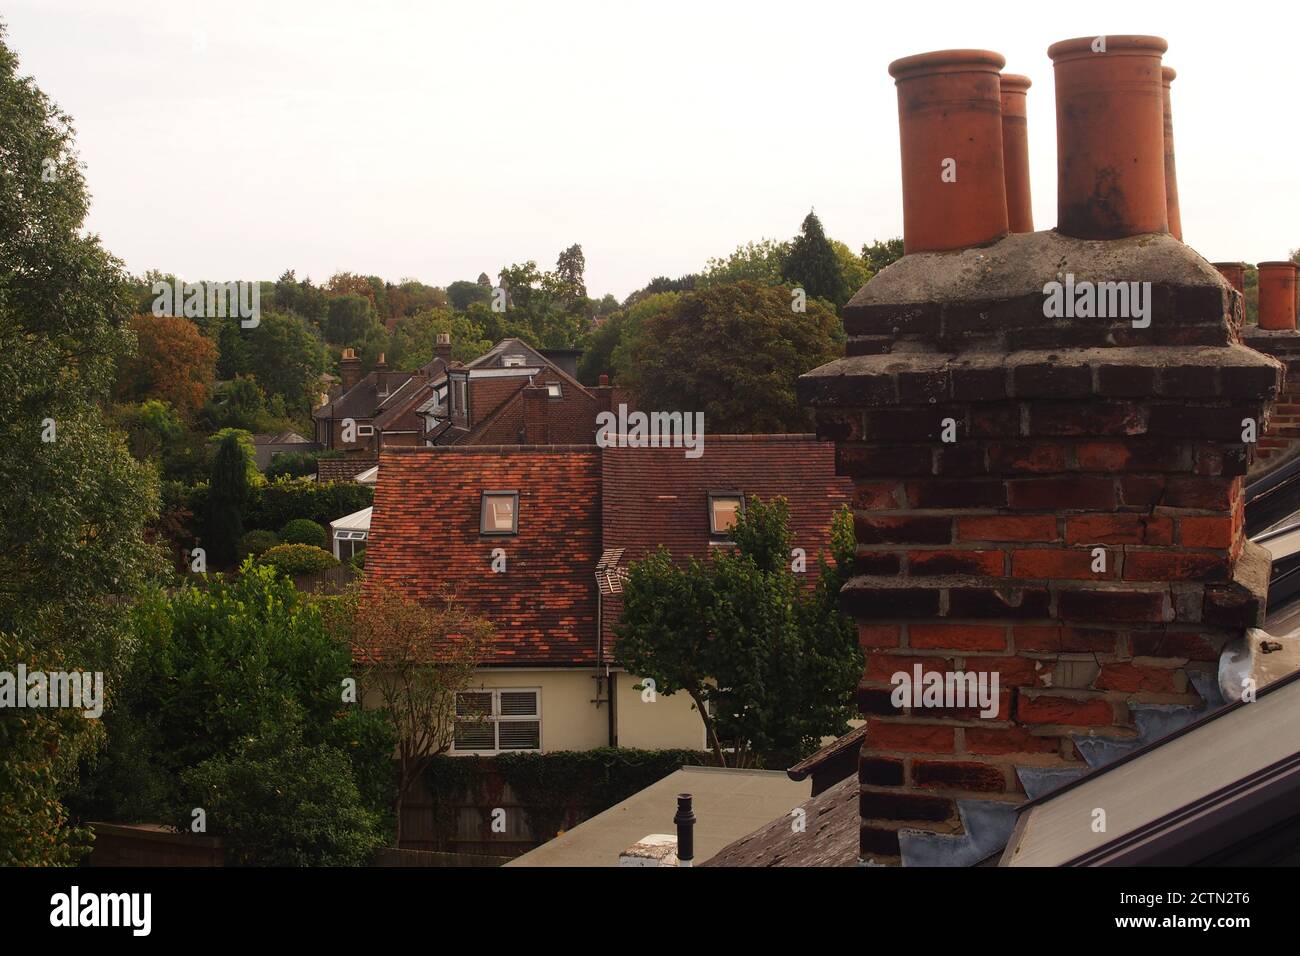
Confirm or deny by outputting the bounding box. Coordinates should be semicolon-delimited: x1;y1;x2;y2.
465;668;607;753
614;672;707;751
360;667;707;753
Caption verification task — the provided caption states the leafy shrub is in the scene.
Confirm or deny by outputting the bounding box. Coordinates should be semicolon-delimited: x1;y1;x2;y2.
264;451;319;481
181;729;385;866
237;529;279;562
244;477;373;530
280;518;327;549
257;543;339;575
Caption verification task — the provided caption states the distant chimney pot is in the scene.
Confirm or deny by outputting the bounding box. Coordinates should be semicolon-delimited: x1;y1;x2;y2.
599;373;610;387
435;331;452;363
1258;262;1299;331
888;49;1009;254
1049;35;1169;239
998;73;1034;233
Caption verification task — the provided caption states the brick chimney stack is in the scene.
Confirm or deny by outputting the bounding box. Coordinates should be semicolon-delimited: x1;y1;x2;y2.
799;36;1281;865
435;331;453;364
1243;262;1300;475
339;347;362;393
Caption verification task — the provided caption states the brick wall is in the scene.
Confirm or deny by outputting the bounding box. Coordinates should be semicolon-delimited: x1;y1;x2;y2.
799;236;1280;863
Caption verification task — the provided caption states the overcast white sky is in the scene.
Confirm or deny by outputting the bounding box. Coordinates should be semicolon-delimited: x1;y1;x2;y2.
5;0;1298;300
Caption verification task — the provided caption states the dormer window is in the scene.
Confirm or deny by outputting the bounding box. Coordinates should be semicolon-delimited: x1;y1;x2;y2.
708;492;744;537
480;491;519;535
503;354;526;367
546;382;562;399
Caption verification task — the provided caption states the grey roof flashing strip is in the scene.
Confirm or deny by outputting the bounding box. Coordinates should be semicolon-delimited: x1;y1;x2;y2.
899;799;1018;868
1012;666;1300;816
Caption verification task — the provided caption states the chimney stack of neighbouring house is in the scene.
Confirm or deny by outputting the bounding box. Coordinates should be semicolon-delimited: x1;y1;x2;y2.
522;385;549;444
1050;35;1169;239
888;50;1009;253
799;35;1281;866
435;331;453;364
1161;66;1183;241
1212;263;1247;324
339;347;362;393
999;73;1034;233
1244;262;1300;475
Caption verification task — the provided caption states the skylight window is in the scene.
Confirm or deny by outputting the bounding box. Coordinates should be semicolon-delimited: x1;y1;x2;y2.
480;491;519;535
709;492;744;536
503;354;526;367
546;382;562;398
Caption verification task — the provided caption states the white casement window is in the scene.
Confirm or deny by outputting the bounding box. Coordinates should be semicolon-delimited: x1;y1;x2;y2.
357;424;375;437
708;491;744;536
453;689;541;753
545;382;562;398
503;354;526;367
333;530;367;562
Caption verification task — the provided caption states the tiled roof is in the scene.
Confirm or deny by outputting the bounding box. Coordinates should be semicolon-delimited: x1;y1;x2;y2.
312;370;418;421
363;436;852;668
365;446;603;666
317;458;379;482
701;774;860;867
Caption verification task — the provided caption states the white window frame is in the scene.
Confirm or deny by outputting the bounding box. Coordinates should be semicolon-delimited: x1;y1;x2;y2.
545;382;562;399
357;424;375;437
452;688;542;754
503;354;527;368
333;529;368;561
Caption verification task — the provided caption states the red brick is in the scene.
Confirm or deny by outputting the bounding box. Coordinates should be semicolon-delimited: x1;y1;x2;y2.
858;623;901;649
908;549;1004;576
987;442;1067;473
1066;513;1174;545
1129;630;1222;661
853;481;902;510
1057;588;1171;623
860;790;955;823
1094;663;1179;693
859;757;905;787
1075;440;1188;472
865;654;954;683
1121;475;1165;507
1017;694;1116;726
905;480;1006;509
1164;477;1237;510
912;760;1008;792
1012;548;1116;580
1180;516;1233;549
1122;551;1228;582
866;719;955;753
963;656;1044;687
926;689;1013;722
1029;403;1147;437
1014;626;1119;654
860;826;903;857
1007;477;1116;511
910;623;1007;652
957;514;1058;543
855;515;952;544
964;725;1059;755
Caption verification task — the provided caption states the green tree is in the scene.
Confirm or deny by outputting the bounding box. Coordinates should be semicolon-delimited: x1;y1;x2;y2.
0;23;161;864
243;310;328;416
782;210;848;306
618;282;841;433
616;498;861;766
446;279;491;311
861;237;905;275
701;238;789;287
205;432;251;567
325;293;376;345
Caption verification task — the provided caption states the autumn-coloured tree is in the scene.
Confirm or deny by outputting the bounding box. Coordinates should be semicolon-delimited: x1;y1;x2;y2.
115;313;217;420
328;584;490;846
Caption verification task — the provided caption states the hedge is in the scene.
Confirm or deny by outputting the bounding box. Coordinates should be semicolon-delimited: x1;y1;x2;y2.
424;748;712;846
175;478;373;541
256;543;340;575
281;518;327;549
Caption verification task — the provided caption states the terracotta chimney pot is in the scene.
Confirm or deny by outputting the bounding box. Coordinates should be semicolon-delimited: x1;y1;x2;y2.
1213;262;1246;294
999;73;1034;233
1258;261;1298;331
1048;35;1169;239
1161;66;1183;240
888;49;1009;254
